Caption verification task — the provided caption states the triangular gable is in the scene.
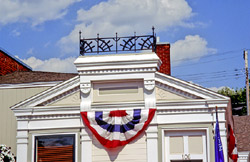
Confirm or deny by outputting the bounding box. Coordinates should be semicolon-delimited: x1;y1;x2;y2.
11;76;80;109
156;87;190;100
48;90;80;106
11;72;228;109
155;72;229;100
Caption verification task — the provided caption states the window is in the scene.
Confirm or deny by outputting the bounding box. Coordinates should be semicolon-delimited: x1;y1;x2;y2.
164;130;207;162
34;134;75;162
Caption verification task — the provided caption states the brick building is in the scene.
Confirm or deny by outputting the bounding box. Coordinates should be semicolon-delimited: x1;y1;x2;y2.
0;48;32;76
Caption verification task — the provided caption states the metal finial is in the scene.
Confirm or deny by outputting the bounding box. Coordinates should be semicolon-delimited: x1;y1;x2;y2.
152;26;155;35
79;30;82;39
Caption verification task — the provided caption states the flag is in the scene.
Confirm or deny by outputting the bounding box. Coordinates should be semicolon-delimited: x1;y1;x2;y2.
215;107;225;162
81;108;156;148
228;124;238;162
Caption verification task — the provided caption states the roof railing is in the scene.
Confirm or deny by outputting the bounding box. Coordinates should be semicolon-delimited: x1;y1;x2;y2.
79;27;156;55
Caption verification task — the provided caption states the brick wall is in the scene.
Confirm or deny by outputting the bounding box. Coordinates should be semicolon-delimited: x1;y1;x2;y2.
155;43;171;75
0;51;31;76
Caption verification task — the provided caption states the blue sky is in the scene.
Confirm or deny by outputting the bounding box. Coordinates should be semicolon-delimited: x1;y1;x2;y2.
1;0;250;90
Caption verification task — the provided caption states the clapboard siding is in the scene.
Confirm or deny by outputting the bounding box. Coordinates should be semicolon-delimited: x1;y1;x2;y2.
0;87;49;155
92;134;147;162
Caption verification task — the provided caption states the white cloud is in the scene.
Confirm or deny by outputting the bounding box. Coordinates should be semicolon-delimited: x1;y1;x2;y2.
171;35;217;65
209;86;226;92
0;0;80;26
21;56;77;73
11;29;21;36
27;48;34;55
44;41;51;48
58;0;193;54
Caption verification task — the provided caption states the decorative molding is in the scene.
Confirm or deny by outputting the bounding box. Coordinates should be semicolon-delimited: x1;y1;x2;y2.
71;91;81;103
156;81;201;99
155;72;229;100
157;105;226;115
144;79;155;91
16;113;80;121
157;108;211;115
11;76;80;109
38;87;80;106
79;68;157;75
156;87;168;99
80;82;91;94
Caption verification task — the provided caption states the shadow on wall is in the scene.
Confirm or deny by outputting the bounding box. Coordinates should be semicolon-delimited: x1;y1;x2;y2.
91;132;145;162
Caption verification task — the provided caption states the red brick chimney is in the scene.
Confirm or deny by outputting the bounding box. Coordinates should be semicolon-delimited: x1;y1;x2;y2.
155;43;171;75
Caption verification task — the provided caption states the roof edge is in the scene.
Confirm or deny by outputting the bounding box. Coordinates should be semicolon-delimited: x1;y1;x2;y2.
0;48;32;70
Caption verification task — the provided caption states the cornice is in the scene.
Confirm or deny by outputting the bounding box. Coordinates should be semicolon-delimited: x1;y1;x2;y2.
16;113;80;121
156;99;229;107
78;67;157;75
157;107;226;115
0;81;61;89
75;52;161;74
156;81;201;99
11;76;80;109
155;72;229;100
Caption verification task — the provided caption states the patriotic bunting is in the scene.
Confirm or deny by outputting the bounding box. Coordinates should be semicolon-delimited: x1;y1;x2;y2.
80;108;156;148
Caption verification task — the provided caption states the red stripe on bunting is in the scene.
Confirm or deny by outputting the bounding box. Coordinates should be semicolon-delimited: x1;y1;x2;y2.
80;109;156;148
109;110;128;117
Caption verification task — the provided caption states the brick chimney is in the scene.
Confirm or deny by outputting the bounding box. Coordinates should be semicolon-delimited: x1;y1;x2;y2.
155;43;171;75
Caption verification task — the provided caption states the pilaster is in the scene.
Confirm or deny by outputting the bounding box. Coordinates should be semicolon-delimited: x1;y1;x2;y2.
146;123;158;162
16;121;28;162
80;127;92;162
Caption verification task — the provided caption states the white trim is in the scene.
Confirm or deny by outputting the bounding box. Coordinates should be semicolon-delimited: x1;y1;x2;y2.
31;132;78;162
11;76;80;109
161;127;210;162
155;72;230;100
238;151;250;162
0;81;62;89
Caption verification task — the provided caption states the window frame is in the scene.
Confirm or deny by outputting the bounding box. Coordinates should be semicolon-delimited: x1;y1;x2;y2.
161;128;210;162
32;133;78;162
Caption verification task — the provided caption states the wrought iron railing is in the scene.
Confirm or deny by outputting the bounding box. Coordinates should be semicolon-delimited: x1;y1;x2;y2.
79;27;156;55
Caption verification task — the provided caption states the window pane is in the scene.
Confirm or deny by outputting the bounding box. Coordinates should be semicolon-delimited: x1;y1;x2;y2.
169;136;184;154
188;135;203;154
35;135;75;162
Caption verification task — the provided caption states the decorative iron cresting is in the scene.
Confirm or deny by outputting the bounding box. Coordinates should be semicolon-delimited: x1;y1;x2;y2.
79;27;156;55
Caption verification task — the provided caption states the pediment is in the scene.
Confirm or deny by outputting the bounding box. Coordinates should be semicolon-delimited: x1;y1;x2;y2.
155;72;228;100
11;72;228;110
47;90;80;106
11;76;80;109
156;87;189;101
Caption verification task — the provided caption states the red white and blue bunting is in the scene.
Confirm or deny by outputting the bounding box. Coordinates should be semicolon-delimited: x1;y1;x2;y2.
80;108;156;148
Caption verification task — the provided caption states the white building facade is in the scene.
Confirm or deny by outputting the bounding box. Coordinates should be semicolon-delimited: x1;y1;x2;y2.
11;51;231;162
